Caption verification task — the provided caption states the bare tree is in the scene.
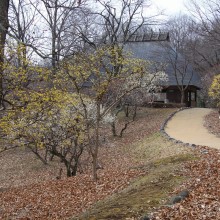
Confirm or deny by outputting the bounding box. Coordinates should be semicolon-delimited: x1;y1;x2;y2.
188;0;220;42
185;0;220;105
163;14;198;104
186;0;220;69
8;0;41;64
29;0;84;69
79;0;162;48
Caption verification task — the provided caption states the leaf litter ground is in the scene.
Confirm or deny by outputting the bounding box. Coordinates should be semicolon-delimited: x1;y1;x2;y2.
1;108;218;220
0;108;177;219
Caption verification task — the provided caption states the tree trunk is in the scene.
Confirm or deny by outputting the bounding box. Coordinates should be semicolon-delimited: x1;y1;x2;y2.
218;107;220;120
51;0;58;72
71;162;78;176
63;160;72;177
63;160;78;177
66;166;72;177
92;102;100;181
124;105;129;117
111;121;117;136
180;90;185;104
0;0;10;108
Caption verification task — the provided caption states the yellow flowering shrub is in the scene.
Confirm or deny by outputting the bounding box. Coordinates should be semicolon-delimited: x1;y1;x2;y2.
209;74;220;107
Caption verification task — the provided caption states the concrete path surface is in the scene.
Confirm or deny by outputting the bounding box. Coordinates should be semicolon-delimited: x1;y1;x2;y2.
165;108;220;149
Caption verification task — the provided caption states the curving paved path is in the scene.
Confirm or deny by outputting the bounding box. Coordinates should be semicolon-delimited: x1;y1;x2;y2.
165;108;220;149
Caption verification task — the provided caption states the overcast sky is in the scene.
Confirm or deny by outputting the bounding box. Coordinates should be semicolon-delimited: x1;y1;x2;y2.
152;0;188;15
